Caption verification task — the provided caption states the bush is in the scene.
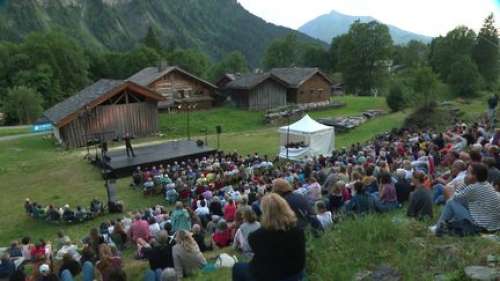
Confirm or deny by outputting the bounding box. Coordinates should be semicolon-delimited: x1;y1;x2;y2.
3;86;43;124
386;84;406;112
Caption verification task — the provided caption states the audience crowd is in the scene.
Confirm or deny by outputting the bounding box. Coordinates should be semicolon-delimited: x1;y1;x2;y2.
3;117;500;281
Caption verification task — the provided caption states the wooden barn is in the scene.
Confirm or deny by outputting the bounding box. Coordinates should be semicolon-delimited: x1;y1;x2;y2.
225;73;288;110
271;67;333;105
127;65;218;111
43;79;165;148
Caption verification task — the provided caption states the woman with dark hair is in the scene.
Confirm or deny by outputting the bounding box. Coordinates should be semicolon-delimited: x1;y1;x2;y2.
374;173;398;212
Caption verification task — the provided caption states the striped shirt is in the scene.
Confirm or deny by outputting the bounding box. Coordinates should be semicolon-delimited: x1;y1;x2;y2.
454;182;500;231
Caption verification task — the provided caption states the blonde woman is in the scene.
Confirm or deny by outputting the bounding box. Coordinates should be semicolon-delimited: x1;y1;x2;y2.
232;193;305;281
96;244;122;281
172;230;206;280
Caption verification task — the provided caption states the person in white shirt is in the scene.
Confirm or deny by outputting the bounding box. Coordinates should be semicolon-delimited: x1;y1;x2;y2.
316;201;333;229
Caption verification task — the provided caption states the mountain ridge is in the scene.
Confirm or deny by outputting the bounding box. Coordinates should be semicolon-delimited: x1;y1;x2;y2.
299;10;432;45
0;0;324;66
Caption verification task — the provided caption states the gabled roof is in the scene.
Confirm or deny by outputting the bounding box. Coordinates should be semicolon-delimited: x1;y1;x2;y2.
225;73;289;90
271;67;333;88
127;66;218;90
44;79;164;127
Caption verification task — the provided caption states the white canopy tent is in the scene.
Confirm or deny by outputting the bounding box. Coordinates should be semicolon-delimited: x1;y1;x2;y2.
278;114;335;160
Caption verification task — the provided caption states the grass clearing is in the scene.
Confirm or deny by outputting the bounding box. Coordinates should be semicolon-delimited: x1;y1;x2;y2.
0;126;31;137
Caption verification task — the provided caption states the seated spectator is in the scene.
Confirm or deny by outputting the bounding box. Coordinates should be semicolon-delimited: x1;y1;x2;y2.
209;197;224;217
141;230;175;272
192;224;210;253
55;231;70;251
305;177;322;203
432;163;500;235
194;201;210;226
212;220;232;248
165;185;178;205
132;166;144;188
21;237;34;261
394;169;412;204
316;201;333;229
328;181;346;213
224;199;237;222
110;222;128;250
84;228;105;259
148;217;161;239
232;193;305;281
483;157;500;185
171;202;191;233
374;173;398;212
172;230;207;280
128;215;151;243
96;244;122;281
144;178;155;195
58;253;81;278
345;182;376;215
7;241;22;259
37;264;59;281
233;208;261;257
0;253;15;279
407;171;433;220
272;178;322;231
62;205;75;222
55;238;81;262
432;160;467;205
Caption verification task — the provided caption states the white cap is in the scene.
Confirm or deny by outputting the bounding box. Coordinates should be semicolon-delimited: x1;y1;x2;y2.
39;264;50;274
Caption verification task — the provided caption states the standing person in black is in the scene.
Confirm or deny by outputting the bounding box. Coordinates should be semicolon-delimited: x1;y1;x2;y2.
232;193;305;281
124;132;135;158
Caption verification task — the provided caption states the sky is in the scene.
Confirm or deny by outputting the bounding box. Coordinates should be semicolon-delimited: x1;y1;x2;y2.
238;0;500;37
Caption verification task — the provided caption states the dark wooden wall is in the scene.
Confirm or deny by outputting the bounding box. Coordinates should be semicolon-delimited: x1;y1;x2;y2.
288;74;332;104
60;101;158;147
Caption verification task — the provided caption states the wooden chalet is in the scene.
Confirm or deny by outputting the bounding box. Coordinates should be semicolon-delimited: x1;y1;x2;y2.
270;67;333;105
127;65;218;111
43;80;165;148
225;73;288;110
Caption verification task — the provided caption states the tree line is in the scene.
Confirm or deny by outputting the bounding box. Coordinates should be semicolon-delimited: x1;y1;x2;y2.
0;27;249;124
262;14;499;110
1;14;498;124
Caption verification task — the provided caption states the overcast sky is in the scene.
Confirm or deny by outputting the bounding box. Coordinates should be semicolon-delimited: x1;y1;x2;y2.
238;0;500;37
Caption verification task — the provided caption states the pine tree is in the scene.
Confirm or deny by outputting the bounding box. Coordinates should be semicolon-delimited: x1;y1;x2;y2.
143;26;162;52
473;14;499;88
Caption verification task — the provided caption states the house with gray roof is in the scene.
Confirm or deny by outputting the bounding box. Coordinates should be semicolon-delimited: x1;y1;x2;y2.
127;65;218;111
225;73;289;110
43;79;165;147
222;67;333;110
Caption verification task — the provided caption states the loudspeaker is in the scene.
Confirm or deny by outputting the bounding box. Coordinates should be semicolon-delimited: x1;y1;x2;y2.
216;125;222;134
196;140;204;147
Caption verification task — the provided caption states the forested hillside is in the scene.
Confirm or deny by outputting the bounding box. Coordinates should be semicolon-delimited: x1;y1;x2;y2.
0;0;322;66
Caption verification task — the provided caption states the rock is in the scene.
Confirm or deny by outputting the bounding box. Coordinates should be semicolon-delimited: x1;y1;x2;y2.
354;270;372;281
464;266;499;281
371;265;402;281
434;244;460;257
433;273;447;281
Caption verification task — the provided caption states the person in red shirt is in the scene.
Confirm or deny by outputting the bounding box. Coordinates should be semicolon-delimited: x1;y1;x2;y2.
128;215;151;243
212;220;232;248
224;199;237;222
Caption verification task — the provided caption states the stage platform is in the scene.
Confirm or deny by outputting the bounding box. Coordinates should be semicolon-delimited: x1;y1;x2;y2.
96;140;217;178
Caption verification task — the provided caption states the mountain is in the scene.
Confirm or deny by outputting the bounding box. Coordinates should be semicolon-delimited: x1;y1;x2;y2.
0;0;323;66
299;10;432;45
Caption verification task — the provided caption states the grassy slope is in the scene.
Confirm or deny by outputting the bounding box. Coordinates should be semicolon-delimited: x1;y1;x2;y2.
159;96;388;138
0;126;31;137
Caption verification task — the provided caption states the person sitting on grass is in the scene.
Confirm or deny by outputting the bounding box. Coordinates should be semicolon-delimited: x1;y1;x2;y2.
407;171;433;220
144;177;155;195
431;163;500;235
345;182;376;215
232;193;305;281
191;224;210;253
172;230;207;280
170;202;191;233
233;208;261;257
212;220;232;248
316;201;333;229
0;253;15;279
374;173;398;212
36;263;59;281
96;244;122;281
141;230;175;273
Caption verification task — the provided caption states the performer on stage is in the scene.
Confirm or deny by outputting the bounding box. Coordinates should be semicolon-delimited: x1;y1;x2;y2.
124;132;135;158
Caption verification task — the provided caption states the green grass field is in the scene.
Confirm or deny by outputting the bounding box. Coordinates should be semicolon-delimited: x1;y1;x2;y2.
0;96;496;281
159;96;389;138
0;126;31;137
